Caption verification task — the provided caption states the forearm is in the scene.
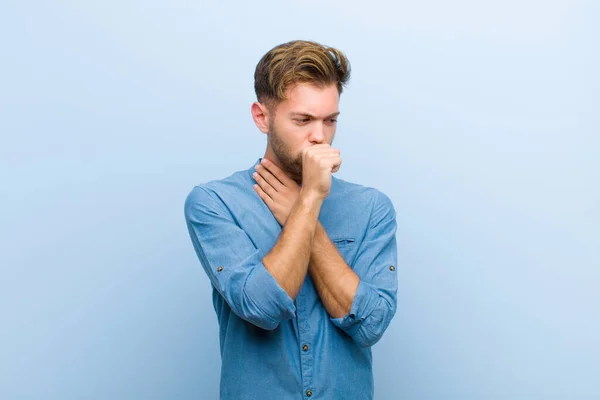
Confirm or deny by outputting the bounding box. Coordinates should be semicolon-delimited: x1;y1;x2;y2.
263;190;323;300
309;222;360;318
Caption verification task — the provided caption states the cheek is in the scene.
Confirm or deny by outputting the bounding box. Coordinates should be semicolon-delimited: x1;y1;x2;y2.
282;120;304;135
280;124;308;146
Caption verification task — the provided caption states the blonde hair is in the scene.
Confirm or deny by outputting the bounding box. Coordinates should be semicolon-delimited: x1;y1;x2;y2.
254;40;351;112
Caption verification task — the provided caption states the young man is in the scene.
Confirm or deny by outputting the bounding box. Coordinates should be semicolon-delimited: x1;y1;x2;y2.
184;40;398;400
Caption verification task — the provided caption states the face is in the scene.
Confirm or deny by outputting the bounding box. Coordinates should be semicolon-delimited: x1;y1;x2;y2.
261;83;340;184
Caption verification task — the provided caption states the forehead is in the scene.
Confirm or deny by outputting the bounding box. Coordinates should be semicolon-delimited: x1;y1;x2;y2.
279;83;339;117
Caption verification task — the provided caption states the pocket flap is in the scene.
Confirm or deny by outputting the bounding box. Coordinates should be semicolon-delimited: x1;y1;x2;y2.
332;237;355;246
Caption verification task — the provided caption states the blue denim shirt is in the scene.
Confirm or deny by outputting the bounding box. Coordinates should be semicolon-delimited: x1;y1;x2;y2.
184;158;398;400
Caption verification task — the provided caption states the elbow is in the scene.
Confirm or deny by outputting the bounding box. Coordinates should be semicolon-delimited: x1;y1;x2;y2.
236;281;296;331
351;302;396;348
352;328;383;348
219;261;297;331
352;327;385;348
246;315;281;331
237;294;290;331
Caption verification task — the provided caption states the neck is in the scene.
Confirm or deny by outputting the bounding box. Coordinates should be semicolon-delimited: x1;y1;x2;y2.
262;147;284;172
262;147;302;186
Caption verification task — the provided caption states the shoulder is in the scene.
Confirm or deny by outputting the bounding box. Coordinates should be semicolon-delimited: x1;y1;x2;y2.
184;168;249;217
332;176;395;216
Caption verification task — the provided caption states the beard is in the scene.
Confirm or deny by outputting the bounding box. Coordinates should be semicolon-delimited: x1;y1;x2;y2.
268;125;304;185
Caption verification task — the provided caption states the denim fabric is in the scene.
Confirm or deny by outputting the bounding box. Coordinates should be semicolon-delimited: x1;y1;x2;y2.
184;158;398;400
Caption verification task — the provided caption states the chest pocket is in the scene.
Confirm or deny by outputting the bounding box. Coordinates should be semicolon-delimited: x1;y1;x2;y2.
332;237;358;267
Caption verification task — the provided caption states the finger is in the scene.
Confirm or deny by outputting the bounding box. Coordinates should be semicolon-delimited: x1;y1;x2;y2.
304;147;340;159
253;172;278;198
302;144;336;155
332;162;341;173
260;159;296;187
331;160;342;173
319;154;342;164
255;164;284;191
309;143;337;151
253;183;275;207
306;145;339;154
321;155;342;172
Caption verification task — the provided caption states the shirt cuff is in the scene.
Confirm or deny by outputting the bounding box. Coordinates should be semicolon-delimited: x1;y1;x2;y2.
329;279;379;335
245;262;297;322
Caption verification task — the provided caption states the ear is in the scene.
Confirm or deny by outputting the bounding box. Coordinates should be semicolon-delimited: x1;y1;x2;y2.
251;101;271;134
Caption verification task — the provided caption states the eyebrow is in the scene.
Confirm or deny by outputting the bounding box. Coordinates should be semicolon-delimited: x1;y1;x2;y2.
290;112;340;119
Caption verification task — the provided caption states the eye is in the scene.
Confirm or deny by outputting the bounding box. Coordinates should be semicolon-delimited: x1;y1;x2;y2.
327;119;338;124
294;118;310;124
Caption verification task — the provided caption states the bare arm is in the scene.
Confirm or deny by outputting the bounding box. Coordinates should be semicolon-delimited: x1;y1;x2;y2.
250;151;397;343
262;190;323;300
308;222;360;318
322;191;399;348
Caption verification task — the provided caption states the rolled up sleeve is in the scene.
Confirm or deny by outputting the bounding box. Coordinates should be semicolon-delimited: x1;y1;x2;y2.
330;190;398;347
184;186;296;330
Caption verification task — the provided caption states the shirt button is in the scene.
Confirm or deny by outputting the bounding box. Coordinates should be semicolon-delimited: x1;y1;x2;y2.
302;344;309;351
389;265;395;271
306;389;313;397
217;266;224;272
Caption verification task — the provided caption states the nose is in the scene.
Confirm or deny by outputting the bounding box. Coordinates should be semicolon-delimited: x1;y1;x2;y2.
308;122;326;144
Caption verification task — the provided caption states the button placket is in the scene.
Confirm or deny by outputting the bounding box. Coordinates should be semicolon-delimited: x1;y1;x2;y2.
296;286;313;398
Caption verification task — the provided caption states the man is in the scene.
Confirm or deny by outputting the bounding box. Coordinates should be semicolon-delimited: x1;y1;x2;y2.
184;40;398;399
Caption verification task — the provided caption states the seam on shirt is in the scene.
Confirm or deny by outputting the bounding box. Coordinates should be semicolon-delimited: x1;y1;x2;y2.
350;189;379;267
241;265;281;327
191;186;280;327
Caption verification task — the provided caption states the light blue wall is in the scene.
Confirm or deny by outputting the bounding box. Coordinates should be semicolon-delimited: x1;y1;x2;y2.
1;1;598;399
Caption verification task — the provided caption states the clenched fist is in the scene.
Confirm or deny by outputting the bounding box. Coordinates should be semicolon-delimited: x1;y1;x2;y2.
300;144;342;200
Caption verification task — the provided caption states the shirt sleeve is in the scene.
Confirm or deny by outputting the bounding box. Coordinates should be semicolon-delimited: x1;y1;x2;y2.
184;186;296;330
330;190;398;347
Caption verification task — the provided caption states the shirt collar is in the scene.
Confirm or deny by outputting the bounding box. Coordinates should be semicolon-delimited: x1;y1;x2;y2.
247;157;262;181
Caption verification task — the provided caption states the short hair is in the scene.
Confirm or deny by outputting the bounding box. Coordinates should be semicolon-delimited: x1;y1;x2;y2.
254;40;351;113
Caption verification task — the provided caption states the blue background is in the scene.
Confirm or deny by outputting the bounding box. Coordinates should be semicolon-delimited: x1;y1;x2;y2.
1;1;598;398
